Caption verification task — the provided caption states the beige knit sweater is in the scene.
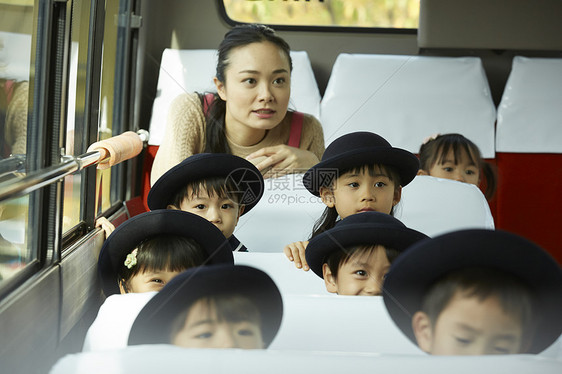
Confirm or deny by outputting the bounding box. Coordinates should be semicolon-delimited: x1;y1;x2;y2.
151;93;325;185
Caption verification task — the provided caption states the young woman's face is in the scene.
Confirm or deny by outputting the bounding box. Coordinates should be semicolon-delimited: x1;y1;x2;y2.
215;41;291;145
322;245;391;296
120;269;183;293
172;299;264;349
174;187;243;239
426;148;480;186
319;169;401;219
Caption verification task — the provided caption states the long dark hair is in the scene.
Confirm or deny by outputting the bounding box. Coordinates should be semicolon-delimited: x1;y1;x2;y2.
418;133;497;200
202;24;293;153
310;164;402;239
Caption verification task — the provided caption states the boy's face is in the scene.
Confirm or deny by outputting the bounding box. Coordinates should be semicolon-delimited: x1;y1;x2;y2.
322;245;391;296
319;170;401;219
120;269;183;294
172;299;264;349
425;148;480;186
173;187;244;239
412;291;524;355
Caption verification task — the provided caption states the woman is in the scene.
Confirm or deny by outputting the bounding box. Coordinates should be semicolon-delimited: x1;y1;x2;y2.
150;24;324;185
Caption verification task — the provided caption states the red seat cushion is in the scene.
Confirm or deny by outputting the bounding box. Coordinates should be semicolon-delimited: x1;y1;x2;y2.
496;153;562;265
141;145;159;212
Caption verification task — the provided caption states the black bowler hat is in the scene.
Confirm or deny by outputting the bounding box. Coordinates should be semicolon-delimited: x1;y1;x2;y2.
98;210;233;296
383;229;562;354
305;212;428;278
128;264;283;348
148;153;264;214
303;132;419;196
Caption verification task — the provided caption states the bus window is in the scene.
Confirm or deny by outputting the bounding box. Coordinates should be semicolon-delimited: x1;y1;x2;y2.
0;196;34;283
0;2;35;284
63;0;121;233
221;0;420;29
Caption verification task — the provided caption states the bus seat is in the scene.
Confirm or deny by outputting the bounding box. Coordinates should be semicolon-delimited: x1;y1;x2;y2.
51;333;562;374
148;49;321;146
394;175;494;237
320;53;496;159
233;173;325;253
82;291;156;352
495;56;562;264
0;31;31;81
269;294;422;354
233;252;327;295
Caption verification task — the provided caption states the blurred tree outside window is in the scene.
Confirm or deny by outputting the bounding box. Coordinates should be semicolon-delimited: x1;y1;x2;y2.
223;0;419;29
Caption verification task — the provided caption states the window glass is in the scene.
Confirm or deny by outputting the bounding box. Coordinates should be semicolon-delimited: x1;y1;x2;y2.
64;0;121;232
222;0;419;29
0;0;35;283
63;0;91;233
95;0;120;215
0;196;32;282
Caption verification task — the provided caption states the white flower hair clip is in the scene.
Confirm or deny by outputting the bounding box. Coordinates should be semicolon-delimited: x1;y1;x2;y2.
422;133;440;145
124;248;138;269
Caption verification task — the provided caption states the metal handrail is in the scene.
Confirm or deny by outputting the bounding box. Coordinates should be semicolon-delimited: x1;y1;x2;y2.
0;130;149;203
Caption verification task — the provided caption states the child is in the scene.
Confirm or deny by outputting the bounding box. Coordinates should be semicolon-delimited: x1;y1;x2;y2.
148;153;264;252
418;133;497;200
98;209;233;296
285;131;419;270
127;264;283;349
305;211;427;296
383;229;562;355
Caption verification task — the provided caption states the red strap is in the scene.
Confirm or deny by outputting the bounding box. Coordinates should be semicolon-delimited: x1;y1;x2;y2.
203;93;215;115
288;111;303;148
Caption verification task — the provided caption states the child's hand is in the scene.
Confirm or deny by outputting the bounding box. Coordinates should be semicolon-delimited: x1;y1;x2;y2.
95;217;115;239
283;241;310;271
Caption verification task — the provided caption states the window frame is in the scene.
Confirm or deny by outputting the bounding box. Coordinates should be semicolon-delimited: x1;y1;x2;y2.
217;0;418;35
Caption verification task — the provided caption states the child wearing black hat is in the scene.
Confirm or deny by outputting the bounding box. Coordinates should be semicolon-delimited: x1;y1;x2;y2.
148;153;264;252
98;209;233;296
285;131;419;270
128;264;283;349
305;211;427;296
383;229;562;355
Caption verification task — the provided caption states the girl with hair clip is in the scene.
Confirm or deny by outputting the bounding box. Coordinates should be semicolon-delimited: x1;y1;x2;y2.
84;210;234;352
150;24;324;185
97;210;233;297
284;131;419;271
417;133;497;200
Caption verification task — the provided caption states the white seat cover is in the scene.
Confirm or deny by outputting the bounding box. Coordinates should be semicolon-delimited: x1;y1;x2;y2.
234;173;326;252
82;292;156;352
148;49;320;145
496;56;562;153
0;31;32;81
269;294;422;354
394;175;494;237
320;54;496;158
51;344;562;374
234;252;327;295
